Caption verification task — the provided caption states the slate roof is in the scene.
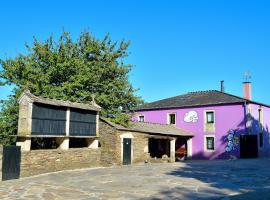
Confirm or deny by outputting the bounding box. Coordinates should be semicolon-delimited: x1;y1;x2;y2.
100;118;193;137
135;90;270;111
19;90;101;111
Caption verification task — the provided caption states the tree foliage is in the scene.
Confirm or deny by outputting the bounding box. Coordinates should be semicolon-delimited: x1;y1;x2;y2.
0;31;142;144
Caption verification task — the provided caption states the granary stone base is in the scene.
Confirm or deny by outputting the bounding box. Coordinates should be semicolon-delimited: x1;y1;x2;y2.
87;139;99;149
20;148;101;177
56;138;69;150
16;138;31;152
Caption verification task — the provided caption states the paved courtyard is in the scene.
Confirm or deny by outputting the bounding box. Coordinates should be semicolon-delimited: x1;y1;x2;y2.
1;159;270;200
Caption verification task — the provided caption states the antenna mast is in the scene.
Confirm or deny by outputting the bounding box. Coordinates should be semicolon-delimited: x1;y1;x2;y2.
243;70;251;83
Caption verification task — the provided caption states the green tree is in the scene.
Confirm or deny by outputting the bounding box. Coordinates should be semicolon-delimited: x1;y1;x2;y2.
0;31;142;144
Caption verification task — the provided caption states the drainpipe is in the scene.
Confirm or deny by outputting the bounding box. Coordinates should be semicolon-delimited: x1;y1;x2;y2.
244;101;249;134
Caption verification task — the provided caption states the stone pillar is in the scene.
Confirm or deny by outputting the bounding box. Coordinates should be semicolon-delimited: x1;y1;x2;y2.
96;112;99;137
56;108;71;150
170;138;176;162
187;138;193;159
86;139;99;149
56;138;69;150
17;100;33;136
144;145;149;153
16;137;31;152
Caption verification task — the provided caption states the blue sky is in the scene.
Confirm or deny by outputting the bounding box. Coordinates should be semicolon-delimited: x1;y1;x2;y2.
1;0;270;104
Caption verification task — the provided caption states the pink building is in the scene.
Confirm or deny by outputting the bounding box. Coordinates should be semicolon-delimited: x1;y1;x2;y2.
133;82;270;160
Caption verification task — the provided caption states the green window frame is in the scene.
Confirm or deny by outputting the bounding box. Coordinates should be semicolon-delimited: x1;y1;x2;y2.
168;113;176;125
139;115;145;122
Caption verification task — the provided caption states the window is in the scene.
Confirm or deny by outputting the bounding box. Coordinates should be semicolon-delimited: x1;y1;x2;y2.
259;132;264;148
168;113;176;125
206;111;215;124
205;136;215;151
138;115;145;122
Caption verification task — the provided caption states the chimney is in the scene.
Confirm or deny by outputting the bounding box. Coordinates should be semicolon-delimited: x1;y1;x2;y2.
220;80;225;92
243;81;252;100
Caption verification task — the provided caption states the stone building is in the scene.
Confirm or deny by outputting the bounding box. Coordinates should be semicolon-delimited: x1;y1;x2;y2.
2;91;194;180
99;118;193;165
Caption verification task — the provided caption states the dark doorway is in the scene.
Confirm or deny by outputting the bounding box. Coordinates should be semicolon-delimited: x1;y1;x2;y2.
149;138;170;158
2;146;21;181
175;138;187;161
123;138;132;165
240;135;258;158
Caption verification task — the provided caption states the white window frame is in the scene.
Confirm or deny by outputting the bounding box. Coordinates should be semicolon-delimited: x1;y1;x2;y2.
120;133;134;165
204;135;216;152
205;110;215;124
138;115;145;122
167;112;176;125
187;138;193;158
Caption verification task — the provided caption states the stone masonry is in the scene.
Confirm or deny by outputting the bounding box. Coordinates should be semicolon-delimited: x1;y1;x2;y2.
20;148;101;177
99;120;149;165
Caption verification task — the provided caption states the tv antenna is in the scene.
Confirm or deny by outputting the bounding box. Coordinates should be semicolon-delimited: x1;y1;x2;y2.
243;70;251;82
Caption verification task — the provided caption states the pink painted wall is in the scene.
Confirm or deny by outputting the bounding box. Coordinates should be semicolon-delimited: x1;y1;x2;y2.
133;104;246;159
248;103;270;157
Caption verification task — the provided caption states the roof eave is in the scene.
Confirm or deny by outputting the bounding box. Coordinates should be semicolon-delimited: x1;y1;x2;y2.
134;101;246;112
117;128;193;137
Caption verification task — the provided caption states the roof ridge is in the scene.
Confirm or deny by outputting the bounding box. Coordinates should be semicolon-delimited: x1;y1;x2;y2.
187;90;217;94
24;91;97;106
20;90;101;111
136;86;270;111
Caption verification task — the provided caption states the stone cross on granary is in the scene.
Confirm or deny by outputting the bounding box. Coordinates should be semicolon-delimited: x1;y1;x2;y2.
91;94;96;105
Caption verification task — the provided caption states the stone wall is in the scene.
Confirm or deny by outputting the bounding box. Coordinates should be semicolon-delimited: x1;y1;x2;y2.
99;120;119;166
131;132;149;163
20;148;101;177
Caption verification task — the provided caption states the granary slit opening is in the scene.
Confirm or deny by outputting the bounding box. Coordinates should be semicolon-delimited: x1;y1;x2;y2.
69;108;97;137
31;103;67;136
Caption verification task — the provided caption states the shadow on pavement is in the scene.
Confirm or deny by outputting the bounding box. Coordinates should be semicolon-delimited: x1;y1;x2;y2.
145;159;270;200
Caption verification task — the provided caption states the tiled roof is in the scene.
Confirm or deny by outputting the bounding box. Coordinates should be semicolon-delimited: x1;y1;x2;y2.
135;90;270;111
100;118;193;137
19;90;101;111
